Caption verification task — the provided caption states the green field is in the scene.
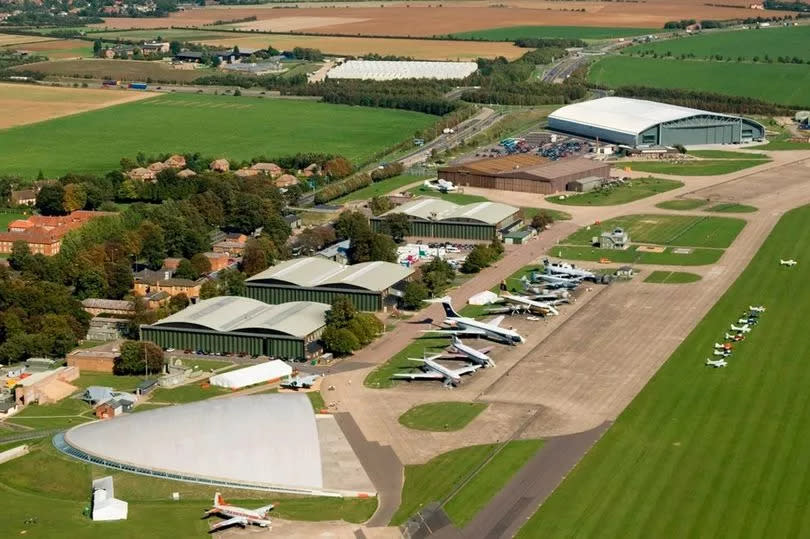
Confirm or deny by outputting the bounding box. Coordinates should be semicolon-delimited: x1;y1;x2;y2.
751;121;810;150
521;206;572;221
588;56;810;107
619;159;768;176
452;26;659;41
391;440;542;526
552;245;724;266
546;177;682;206
5;398;93;430
337;174;424;202
625;25;810;62
149;382;232;404
0;93;434;177
707;203;758;213
518;203;810;538
564;214;745;249
306;390;326;412
0;210;28;229
364;337;451;389
72;372;153;391
407;187;488;205
644;270;702;284
687;150;768;160
655;199;708;211
398;402;487;431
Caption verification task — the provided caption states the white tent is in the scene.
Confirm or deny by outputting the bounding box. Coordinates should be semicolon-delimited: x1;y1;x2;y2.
468;291;500;306
91;476;128;521
209;360;292;390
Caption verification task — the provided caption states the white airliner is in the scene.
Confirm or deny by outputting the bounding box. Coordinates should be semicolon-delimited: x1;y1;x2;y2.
543;259;596;280
749;305;766;313
425;301;525;345
392;354;481;387
780;259;798;266
203;493;273;532
730;323;751;333
706;358;728;368
499;293;560;316
446;336;495;367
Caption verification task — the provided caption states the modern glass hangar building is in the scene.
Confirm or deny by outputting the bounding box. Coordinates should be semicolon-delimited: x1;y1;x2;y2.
548;97;765;146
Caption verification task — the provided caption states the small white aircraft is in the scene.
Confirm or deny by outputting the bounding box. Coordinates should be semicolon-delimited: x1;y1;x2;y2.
392;354;480;387
423;178;458;192
714;342;732;350
424;300;525;345
203;493;273;532
713;348;731;356
706;358;728;368
542;259;596;281
498;293;560;316
730;323;751;333
780;259;798;266
281;374;321;390
446;336;495;367
725;332;745;342
749;305;766;313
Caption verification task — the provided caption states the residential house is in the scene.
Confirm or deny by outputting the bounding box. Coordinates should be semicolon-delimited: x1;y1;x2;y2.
177;168;197;178
284;214;302;230
161;257;183;271
134;268;206;300
212;233;247;257
234;168;260;178
147;161;166;173
141;41;170;54
164;154;187;169
210;159;230;172
10;188;37;206
127;167;156;182
300;163;321;177
0;210;115;256
144;290;170;309
203;251;230;272
275;174;299;188
250;162;282;178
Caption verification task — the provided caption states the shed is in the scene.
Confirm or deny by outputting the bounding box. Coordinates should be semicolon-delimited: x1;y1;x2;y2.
566;176;604;193
135;379;158;396
504;228;534;245
209;360;292;390
91;476;128;521
82;386;113;406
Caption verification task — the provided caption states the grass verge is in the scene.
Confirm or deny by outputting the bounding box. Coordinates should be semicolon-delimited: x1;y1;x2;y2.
644;271;702;284
398;402;487;431
618;159;768;176
655;199;708;211
707;203;758;213
546;177;682;206
552;245;724;266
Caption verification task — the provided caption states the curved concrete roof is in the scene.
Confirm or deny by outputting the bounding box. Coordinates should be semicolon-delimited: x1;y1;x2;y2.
549;97;747;136
246;257;413;292
381;198;518;225
151;297;328;337
64;394;323;490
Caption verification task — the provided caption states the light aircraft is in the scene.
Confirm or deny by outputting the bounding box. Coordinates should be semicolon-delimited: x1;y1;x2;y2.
542;259;596;281
780;259;798;266
281;374;321;390
706;358;728;368
714;343;732;350
724;332;745;342
203;493;273;533
497;293;559;316
749;305;766;313
425;300;525;345
713;349;731;357
423;178;458;192
446;336;495;367
391;354;480;387
730;323;751;333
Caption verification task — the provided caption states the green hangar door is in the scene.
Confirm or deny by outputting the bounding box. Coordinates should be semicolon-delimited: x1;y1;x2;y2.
659;119;739;145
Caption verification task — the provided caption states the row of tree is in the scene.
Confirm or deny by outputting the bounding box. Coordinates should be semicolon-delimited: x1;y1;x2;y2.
612;85;798;115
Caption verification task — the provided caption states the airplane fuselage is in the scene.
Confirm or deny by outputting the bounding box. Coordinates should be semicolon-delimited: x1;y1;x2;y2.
449;316;524;344
452;340;494;366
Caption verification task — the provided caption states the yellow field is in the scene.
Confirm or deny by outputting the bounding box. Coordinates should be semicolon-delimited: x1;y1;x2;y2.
0;83;156;129
1;39;91;59
199;34;523;60
0;34;58;47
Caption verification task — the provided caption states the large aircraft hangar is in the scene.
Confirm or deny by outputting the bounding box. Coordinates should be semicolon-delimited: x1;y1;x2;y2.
548;97;765;146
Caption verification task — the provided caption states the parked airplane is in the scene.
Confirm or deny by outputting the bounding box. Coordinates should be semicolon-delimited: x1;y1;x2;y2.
714;342;732;350
446;336;495;367
749;305;766;313
391;354;480;387
706;358;728;368
518;276;572;301
498;293;559;316
713;349;731;357
423;178;457;192
780;259;798;266
724;332;745;342
203;493;273;532
531;272;582;289
425;301;525;344
730;323;751;333
542;259;596;281
281;374;321;390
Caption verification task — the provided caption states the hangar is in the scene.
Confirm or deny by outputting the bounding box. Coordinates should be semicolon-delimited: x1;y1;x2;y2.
56;394;375;496
140;297;329;359
438;155;610;194
245;257;414;312
548;97;765;147
371;198;522;241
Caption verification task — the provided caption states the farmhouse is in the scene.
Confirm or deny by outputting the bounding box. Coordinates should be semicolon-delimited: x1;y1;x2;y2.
438;155;610;194
548;97;765;146
371;198;522;241
245;257;414;311
140;297;330;360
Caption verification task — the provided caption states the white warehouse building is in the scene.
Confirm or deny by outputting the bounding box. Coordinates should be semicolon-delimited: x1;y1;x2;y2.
327;60;478;80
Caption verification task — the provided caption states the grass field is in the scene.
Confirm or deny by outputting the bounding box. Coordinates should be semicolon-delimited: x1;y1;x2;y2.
391;440;542;526
564;214;746;249
72;372;153;391
644;270;702;284
751;121;810;150
625;25;810;63
522;206;572;222
14;58;217;83
398;402;487;431
588;56;810;107
365;337;450;389
406;187;488;205
452;26;660;41
546;177;682;206
5;398;93;430
149;382;232;404
517;203;810;538
619;159;768;176
687;150;769;160
0;92;434;177
337;174;424;203
707;203;758;213
552;245;724;266
176;358;233;372
0;210;28;228
1;38;92;59
655;199;708;211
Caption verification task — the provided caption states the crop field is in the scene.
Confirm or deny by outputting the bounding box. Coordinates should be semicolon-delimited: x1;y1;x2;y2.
546;177;682;206
453;25;660;41
13;58;218;83
0;33;58;46
1;38;92;59
626;25;810;63
0;92;434;177
620;159;769;176
518;204;810;539
588;56;810;107
564;214;745;249
0;82;154;129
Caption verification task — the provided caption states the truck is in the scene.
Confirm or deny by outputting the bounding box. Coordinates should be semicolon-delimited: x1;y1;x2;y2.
128;82;148;90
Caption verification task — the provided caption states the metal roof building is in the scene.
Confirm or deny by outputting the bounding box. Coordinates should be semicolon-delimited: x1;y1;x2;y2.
327;60;477;80
371;198;522;241
245;257;414;311
548;97;765;147
141;297;329;359
58;394;375;496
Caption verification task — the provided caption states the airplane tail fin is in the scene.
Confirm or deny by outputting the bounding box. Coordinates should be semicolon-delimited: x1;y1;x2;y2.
442;300;461;319
214;492;226;507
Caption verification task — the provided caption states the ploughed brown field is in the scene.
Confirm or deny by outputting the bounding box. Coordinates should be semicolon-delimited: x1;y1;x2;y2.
93;0;789;35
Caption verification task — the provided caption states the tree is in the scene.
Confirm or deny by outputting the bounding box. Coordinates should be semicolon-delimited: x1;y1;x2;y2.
190;253;212;276
322;326;360;356
114;340;164;375
8;241;33;272
63;183;88;212
93;38;103;56
218;269;245;296
39;314;78;357
169;293;190;312
402;280;429;310
105;262;133;300
369;196;394;216
347;317;374;345
241;236;276;276
323;156;353;179
530;211;555;230
138;221;166;269
226;193;267;234
74;269;107;300
348;230;396;264
35;183;66;215
170;40;182;55
382;213;410;243
334;210;370;240
200;279;219;300
325;296;357;329
174;258;197;280
461;244;494;274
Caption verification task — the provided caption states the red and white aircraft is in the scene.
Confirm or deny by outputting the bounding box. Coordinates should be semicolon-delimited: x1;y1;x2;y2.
203;492;273;533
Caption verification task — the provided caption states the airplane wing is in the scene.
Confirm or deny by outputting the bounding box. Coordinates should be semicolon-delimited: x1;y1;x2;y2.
487;315;506;327
209;516;248;532
392;372;445;380
451;365;480;376
477;346;495;354
422;328;488;336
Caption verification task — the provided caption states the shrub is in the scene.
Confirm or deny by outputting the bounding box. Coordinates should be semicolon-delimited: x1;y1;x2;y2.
322;327;360;356
402;281;429;310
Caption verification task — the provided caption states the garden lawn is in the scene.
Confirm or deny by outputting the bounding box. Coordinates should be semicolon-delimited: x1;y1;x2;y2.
453;26;659;40
707;203;758;213
656;199;708;211
365;337;451;389
563;214;745;248
644;271;702;284
0;93;435;177
518;203;810;538
552;245;724;266
588;56;810;107
337;174;424;202
546;177;682;206
618;159;768;176
399;402;487;431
